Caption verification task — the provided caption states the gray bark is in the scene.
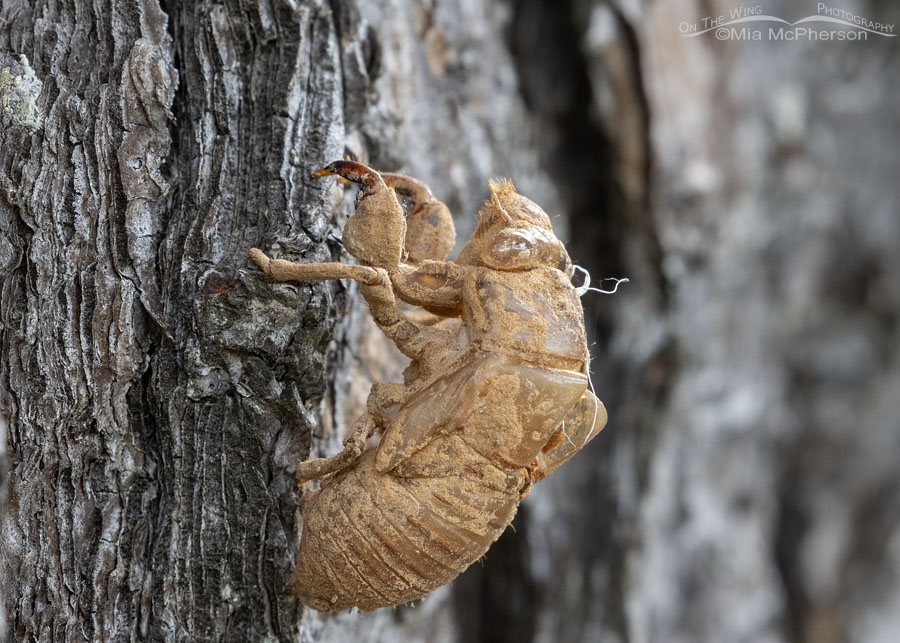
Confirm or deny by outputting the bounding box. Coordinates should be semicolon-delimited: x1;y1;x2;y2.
2;0;342;640
0;0;551;640
511;2;900;643
3;0;900;642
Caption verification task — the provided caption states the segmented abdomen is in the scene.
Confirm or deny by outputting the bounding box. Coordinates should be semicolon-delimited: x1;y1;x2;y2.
291;448;520;612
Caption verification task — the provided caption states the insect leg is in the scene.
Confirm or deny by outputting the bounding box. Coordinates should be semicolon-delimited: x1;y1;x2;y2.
381;173;456;263
250;249;442;363
312;160;386;193
367;381;408;424
248;248;382;284
389;261;464;314
296;414;378;483
313;161;406;270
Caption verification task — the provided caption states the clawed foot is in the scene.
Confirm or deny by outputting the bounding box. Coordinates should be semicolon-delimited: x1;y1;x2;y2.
312;160;386;194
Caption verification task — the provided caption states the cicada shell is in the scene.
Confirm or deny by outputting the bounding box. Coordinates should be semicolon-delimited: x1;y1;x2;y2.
249;161;608;612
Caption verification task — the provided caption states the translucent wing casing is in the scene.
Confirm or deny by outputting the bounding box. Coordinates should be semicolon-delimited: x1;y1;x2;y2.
533;390;607;482
375;353;588;474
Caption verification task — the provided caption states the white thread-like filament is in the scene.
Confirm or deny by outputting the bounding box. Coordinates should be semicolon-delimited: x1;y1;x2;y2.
572;264;629;296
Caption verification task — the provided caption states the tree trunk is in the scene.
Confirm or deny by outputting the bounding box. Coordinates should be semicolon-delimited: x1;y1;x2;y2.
1;0;345;640
0;0;556;640
3;0;899;642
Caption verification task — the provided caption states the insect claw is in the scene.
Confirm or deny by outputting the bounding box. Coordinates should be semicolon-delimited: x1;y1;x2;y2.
312;160;386;192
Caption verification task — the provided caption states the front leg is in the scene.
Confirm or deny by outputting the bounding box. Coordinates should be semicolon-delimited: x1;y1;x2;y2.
313;160;406;270
381;172;456;263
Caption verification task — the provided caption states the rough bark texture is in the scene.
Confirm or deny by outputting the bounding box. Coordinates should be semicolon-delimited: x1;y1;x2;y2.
1;0;342;640
2;0;899;642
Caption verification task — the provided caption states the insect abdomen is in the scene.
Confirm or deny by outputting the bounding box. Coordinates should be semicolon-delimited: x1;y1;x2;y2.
291;448;519;612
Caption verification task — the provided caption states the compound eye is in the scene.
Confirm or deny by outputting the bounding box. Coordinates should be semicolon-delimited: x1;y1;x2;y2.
481;226;563;271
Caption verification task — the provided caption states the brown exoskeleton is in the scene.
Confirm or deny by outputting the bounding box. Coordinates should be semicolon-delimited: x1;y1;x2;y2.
249;161;607;612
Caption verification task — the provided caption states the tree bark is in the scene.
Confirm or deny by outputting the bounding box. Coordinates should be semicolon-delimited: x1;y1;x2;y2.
3;0;900;642
0;0;555;640
1;0;343;640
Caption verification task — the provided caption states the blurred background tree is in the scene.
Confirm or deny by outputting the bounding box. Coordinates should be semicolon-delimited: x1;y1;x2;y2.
2;1;898;641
